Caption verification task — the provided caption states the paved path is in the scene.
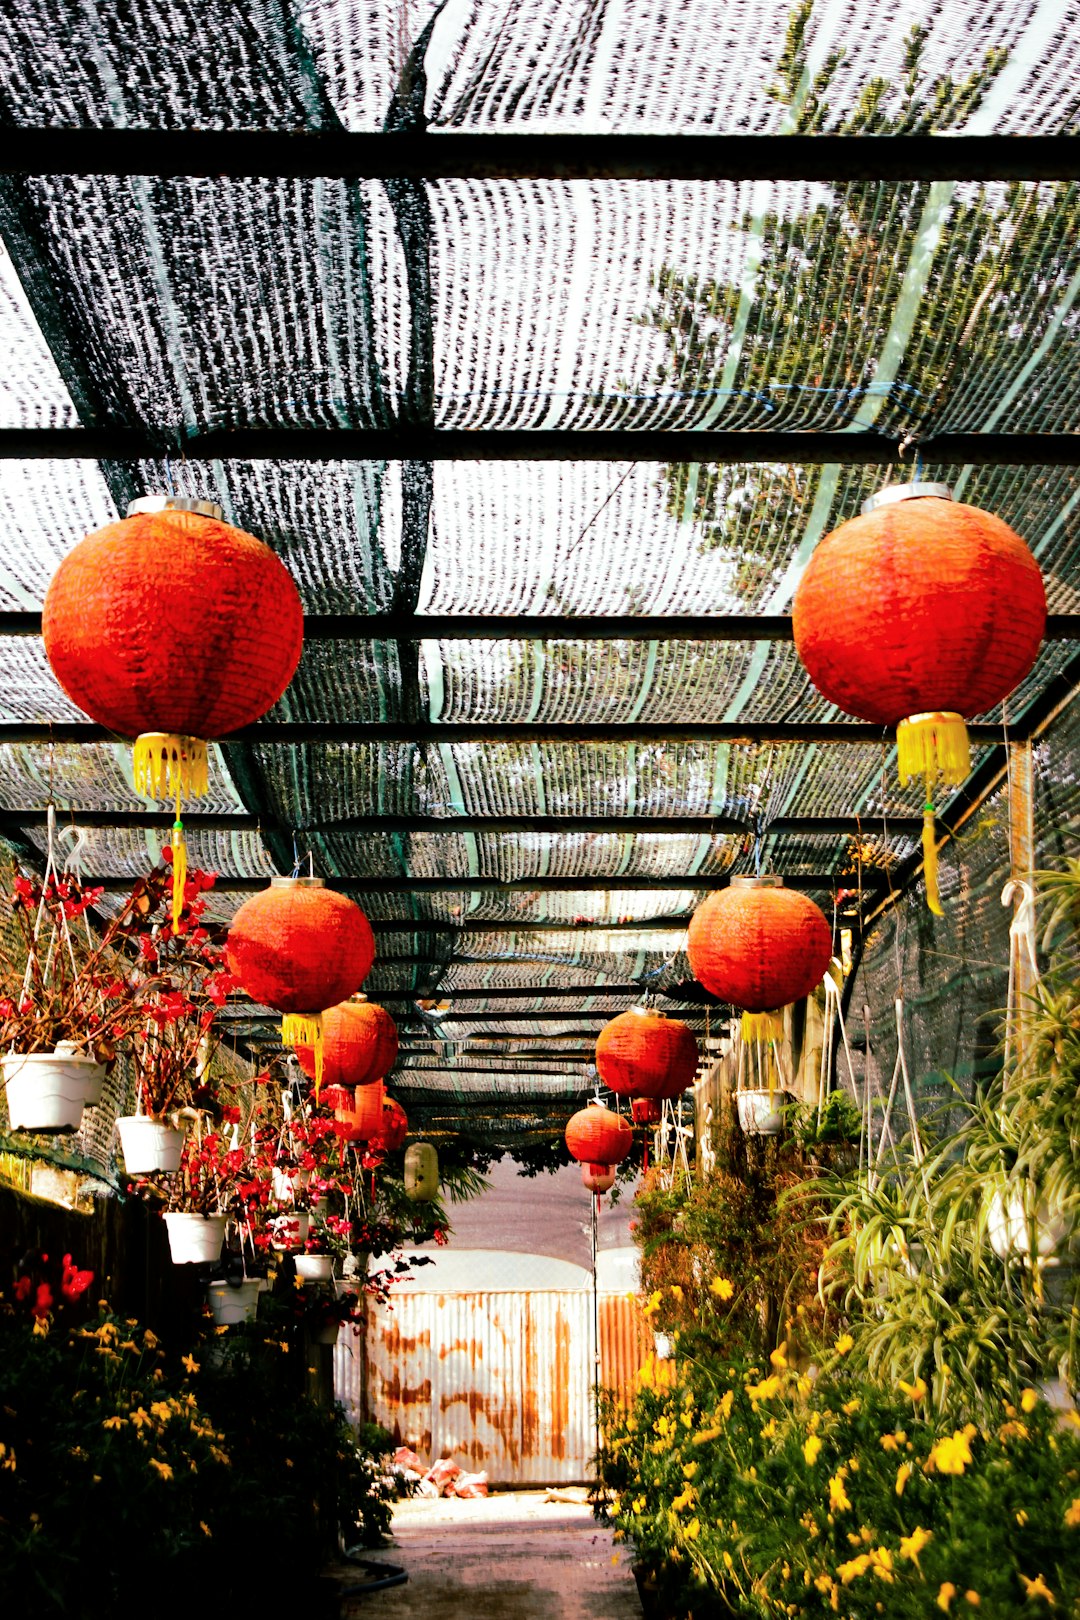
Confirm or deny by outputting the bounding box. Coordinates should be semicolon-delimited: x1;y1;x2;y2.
336;1491;642;1620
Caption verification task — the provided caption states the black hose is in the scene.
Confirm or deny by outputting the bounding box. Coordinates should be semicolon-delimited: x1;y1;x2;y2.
336;1552;409;1595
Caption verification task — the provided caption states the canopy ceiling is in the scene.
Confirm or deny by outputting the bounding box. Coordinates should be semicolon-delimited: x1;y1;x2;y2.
0;0;1078;1112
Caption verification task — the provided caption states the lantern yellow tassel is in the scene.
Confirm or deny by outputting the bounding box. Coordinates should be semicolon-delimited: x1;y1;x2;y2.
741;1010;783;1044
896;712;970;788
133;733;209;800
170;800;187;934
922;802;945;917
282;1012;323;1101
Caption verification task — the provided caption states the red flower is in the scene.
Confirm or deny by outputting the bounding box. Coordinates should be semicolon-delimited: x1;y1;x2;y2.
14;1275;31;1302
60;1254;94;1301
32;1281;54;1318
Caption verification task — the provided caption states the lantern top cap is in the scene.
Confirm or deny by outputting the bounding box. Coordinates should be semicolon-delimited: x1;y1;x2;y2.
861;481;953;516
729;874;784;891
126;494;225;521
270;875;326;890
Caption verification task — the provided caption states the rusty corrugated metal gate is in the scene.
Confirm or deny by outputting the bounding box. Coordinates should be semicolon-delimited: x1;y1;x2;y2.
335;1289;651;1484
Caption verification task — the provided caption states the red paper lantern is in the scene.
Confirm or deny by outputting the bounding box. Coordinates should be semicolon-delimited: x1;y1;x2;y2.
296;1000;398;1089
374;1097;408;1153
582;1162;617;1193
596;1007;698;1099
565;1103;633;1167
688;876;832;1041
227;877;374;1090
631;1096;663;1126
793;484;1046;911
345;1079;385;1140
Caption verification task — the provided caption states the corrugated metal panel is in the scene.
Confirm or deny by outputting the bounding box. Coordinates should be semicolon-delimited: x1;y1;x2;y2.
337;1288;602;1484
598;1293;654;1407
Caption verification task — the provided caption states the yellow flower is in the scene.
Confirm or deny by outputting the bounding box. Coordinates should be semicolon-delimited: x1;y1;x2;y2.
210;1446;231;1467
681;1462;698;1480
745;1374;782;1404
150;1401;173;1424
999;1421;1029;1443
685;1518;700;1540
710;1276;734;1300
837;1553;871;1585
804;1435;823;1467
32;1316;49;1338
938;1583;957;1612
148;1458;173;1481
880;1431;907;1452
199;1521;212;1537
692;1427;721;1447
842;1398;861;1415
927;1429;975;1476
834;1333;854;1355
770;1341;788;1371
718;1389;734;1421
899;1527;932;1565
965;1594;980;1607
1064;1498;1080;1529
643;1290;663;1319
669;1284;684;1301
828;1467;851;1513
671;1488;696;1512
130;1407;152;1432
895;1462;912;1496
1018;1573;1056;1606
1021;1388;1039;1414
899;1377;927;1402
182;1354;199;1374
760;1418;778;1440
142;1329;158;1350
101;1416;126;1432
1017;1510;1029;1527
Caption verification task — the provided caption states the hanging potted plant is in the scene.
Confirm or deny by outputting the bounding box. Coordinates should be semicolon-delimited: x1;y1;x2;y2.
116;861;237;1174
790;1090;864;1173
159;1124;250;1266
294;1212;352;1283
0;845;149;1134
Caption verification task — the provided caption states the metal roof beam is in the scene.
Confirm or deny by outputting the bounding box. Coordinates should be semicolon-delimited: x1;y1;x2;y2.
94;870;875;893
3;428;1080;465
5;130;1078;183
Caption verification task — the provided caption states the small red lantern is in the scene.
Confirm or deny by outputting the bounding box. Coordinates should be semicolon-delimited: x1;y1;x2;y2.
345;1079;386;1140
43;496;303;928
631;1096;663;1126
793;484;1046;911
688;876;832;1042
374;1097;408;1153
227;877;375;1093
296;1000;398;1090
596;1007;698;1099
565;1103;633;1167
582;1162;617;1194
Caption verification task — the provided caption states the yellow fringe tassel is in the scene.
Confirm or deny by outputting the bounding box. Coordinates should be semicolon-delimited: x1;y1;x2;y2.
921;803;945;918
170;806;187;934
282;1012;323;1101
896;712;970;789
133;733;209;800
741;1010;783;1044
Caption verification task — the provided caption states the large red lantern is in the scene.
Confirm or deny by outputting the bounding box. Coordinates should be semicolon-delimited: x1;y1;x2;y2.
43;496;303;928
793;484;1045;912
596;1007;698;1100
374;1097;408;1153
582;1162;617;1194
565;1103;633;1167
227;877;374;1093
295;1000;398;1090
688;876;832;1042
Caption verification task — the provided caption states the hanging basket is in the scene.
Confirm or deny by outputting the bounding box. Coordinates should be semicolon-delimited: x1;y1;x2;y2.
987;1185;1069;1265
206;1278;263;1327
295;1253;334;1283
735;1088;790;1137
3;1044;106;1134
313;1320;341;1346
163;1212;227;1266
270;1211;311;1251
270;1167;311;1204
116;1115;187;1174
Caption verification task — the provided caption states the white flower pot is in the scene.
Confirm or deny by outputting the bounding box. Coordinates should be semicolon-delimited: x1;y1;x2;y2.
206;1278;263;1327
294;1253;334;1283
3;1044;106;1133
270;1167;311;1203
314;1320;341;1346
987;1185;1068;1264
116;1115;187;1174
164;1212;227;1266
736;1088;788;1136
270;1211;311;1251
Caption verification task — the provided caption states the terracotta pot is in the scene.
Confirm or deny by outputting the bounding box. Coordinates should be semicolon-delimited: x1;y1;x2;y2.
116;1115;187;1173
207;1278;262;1327
163;1212;227;1266
736;1088;789;1136
3;1044;106;1133
295;1253;334;1282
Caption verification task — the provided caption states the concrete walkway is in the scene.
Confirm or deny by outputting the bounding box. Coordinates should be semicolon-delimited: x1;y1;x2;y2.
337;1491;642;1620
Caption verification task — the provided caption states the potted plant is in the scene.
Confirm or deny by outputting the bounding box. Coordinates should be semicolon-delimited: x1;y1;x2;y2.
115;860;237;1173
160;1126;248;1266
789;1089;864;1171
294;1213;352;1283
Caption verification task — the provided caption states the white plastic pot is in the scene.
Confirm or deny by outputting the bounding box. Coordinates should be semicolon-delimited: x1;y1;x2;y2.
294;1253;334;1283
206;1278;263;1327
270;1167;311;1203
313;1320;341;1346
270;1211;311;1251
3;1044;106;1133
116;1115;187;1174
987;1185;1068;1264
736;1088;788;1136
163;1213;227;1266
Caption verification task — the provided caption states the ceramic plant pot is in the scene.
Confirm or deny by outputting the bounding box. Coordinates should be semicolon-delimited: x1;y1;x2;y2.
736;1088;788;1136
116;1114;187;1174
294;1253;334;1283
206;1278;263;1327
3;1043;106;1133
163;1212;227;1266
